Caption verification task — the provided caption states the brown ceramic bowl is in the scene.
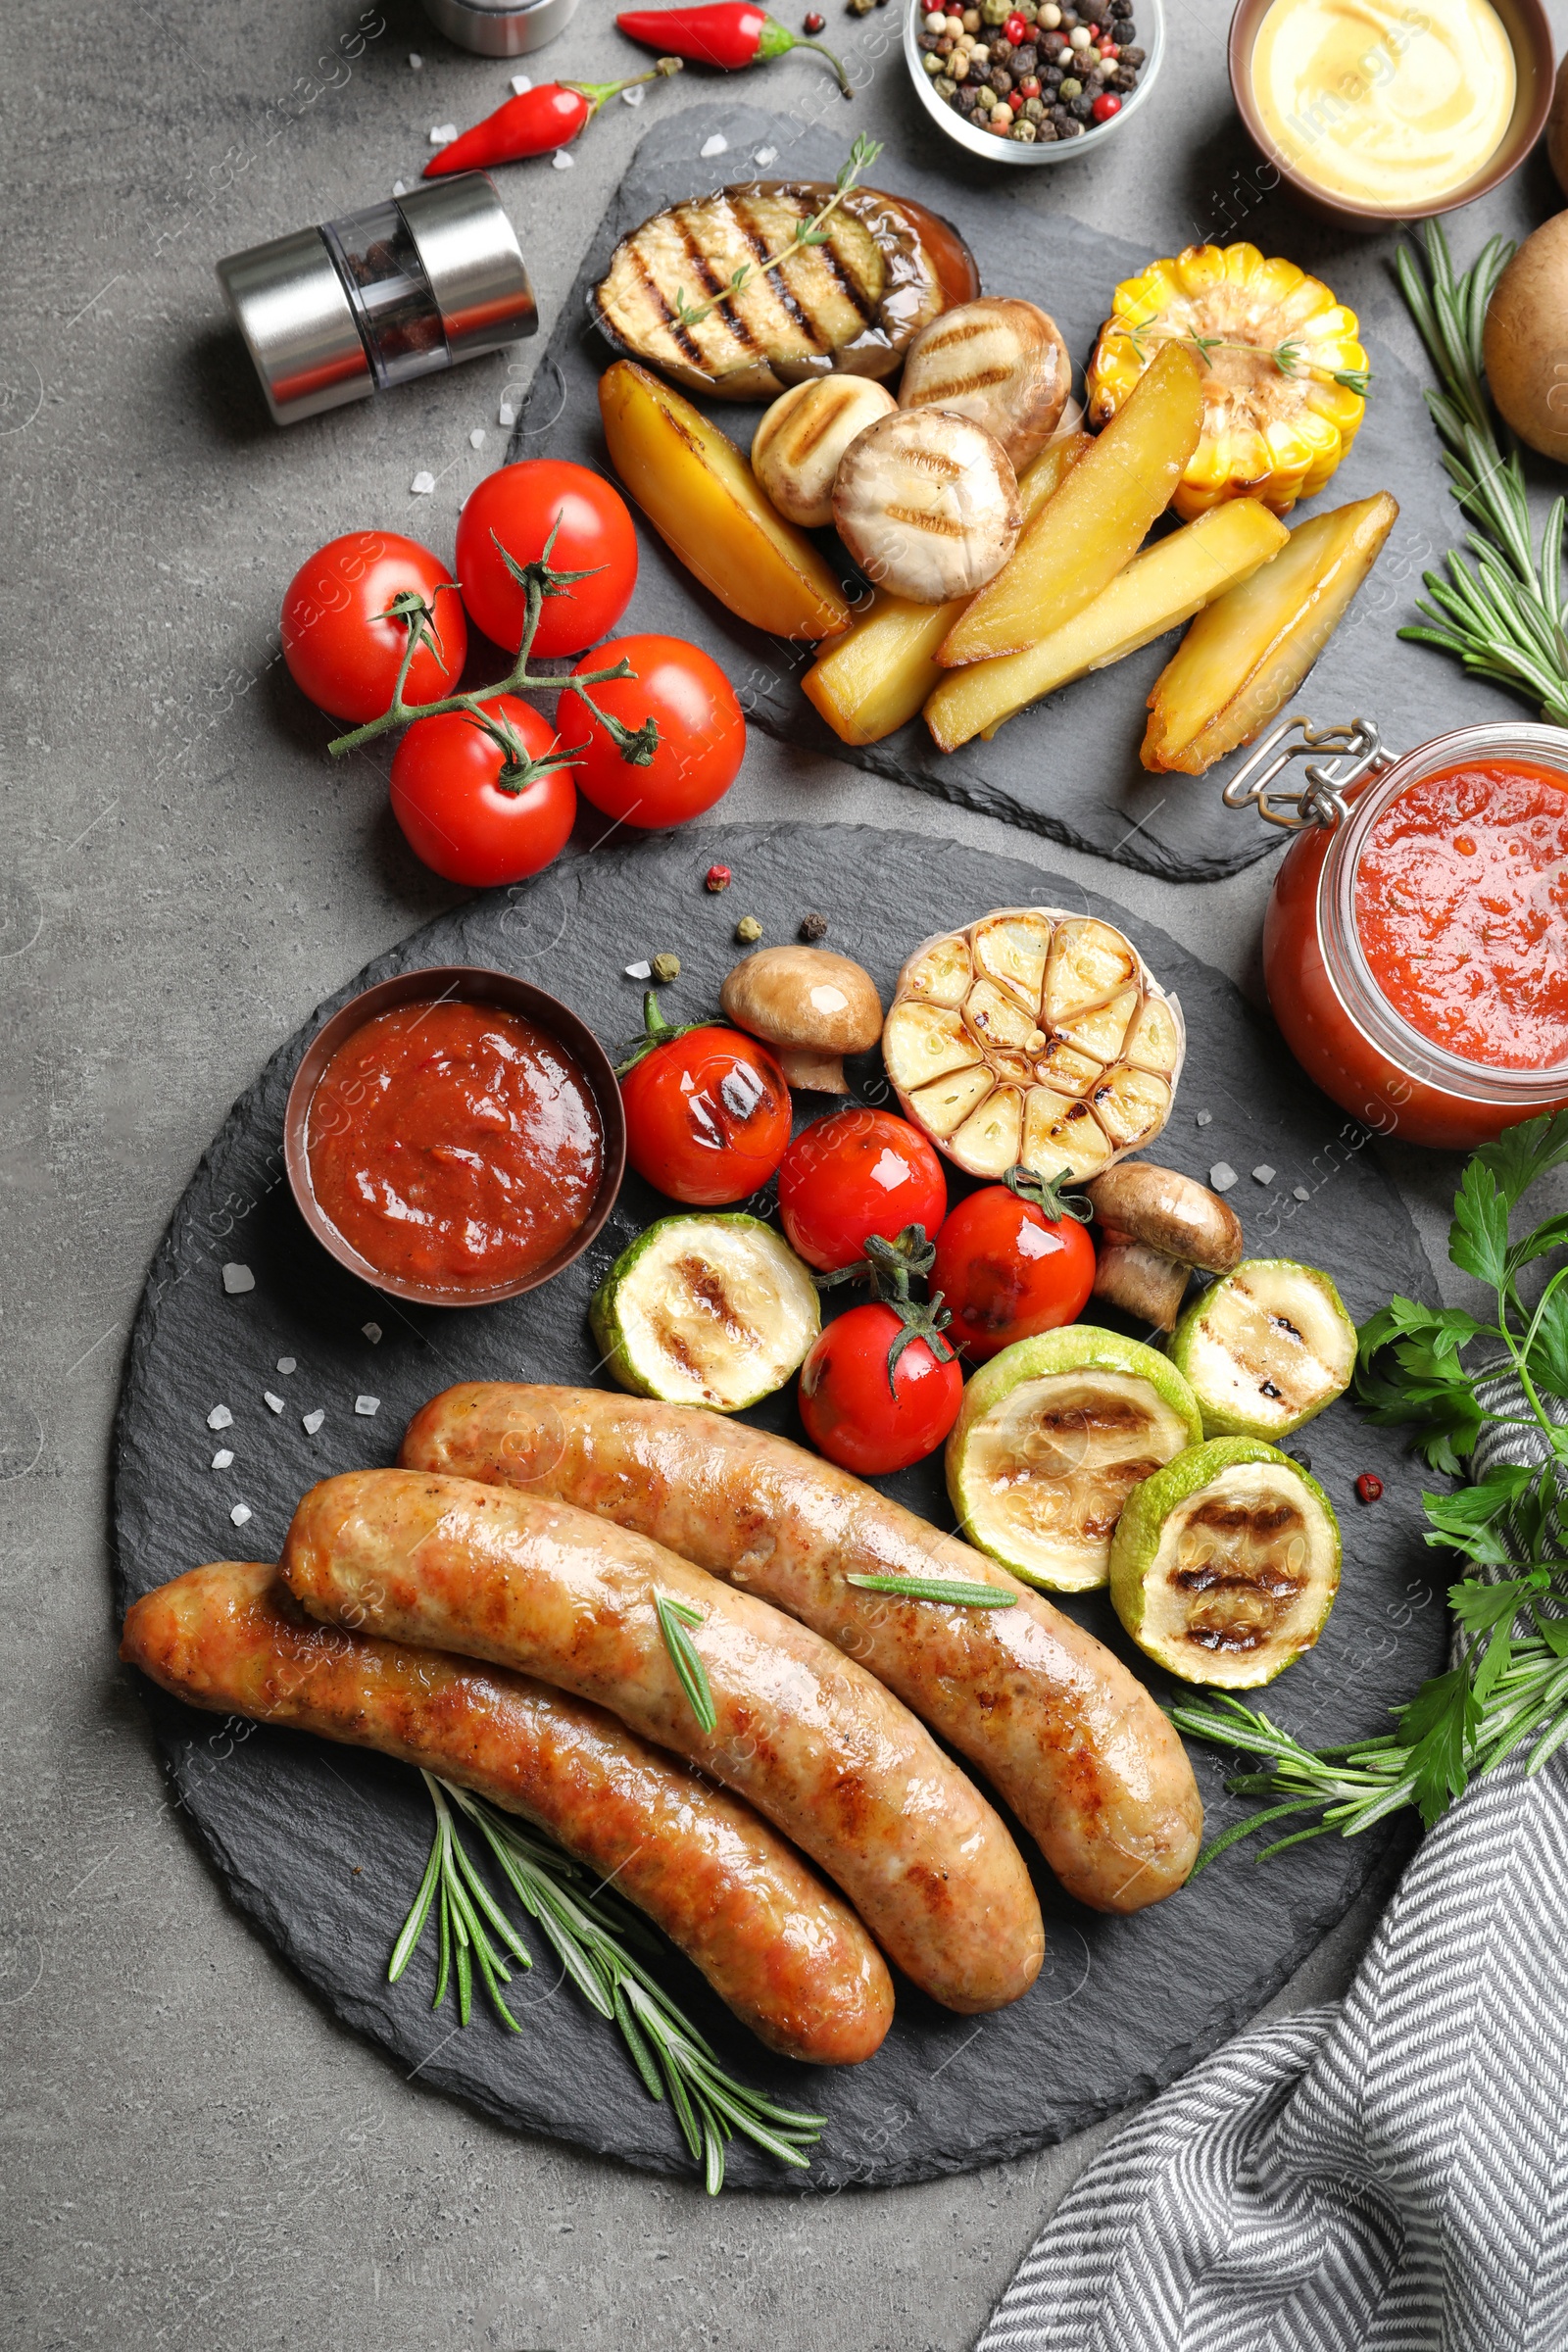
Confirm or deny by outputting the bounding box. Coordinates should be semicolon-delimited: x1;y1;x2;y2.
1229;0;1554;230
283;964;626;1310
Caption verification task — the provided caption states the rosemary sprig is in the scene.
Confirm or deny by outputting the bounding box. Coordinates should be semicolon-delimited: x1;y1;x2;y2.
390;1774;825;2190
845;1572;1015;1608
1395;221;1568;727
1172;1110;1568;1864
655;1592;718;1734
670;133;884;332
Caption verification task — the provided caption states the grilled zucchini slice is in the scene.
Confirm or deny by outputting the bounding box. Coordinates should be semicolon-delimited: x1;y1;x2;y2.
1109;1437;1341;1688
590;1215;818;1412
1170;1258;1356;1440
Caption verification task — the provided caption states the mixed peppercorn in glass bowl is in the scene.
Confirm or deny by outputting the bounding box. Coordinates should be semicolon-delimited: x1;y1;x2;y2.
904;0;1164;163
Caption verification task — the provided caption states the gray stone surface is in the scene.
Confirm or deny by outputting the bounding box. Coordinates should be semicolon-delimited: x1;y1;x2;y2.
1;0;1557;2345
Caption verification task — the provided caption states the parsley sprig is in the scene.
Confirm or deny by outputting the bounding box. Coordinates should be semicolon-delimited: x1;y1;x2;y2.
1173;1110;1568;1856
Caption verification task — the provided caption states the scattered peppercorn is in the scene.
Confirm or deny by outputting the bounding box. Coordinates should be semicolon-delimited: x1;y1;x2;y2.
705;862;732;892
650;952;681;983
1355;1472;1384;1503
1286;1450;1313;1473
735;914;763;943
1091;88;1119;117
805;7;825;24
799;911;830;940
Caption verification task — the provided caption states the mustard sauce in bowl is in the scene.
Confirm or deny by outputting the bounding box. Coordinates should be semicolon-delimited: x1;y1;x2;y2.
1248;0;1515;210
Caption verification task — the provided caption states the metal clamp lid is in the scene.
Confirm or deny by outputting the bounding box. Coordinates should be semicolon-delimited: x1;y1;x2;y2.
1220;715;1396;832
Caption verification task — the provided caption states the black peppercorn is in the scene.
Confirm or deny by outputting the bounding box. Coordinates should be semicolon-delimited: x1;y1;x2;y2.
800;911;829;941
1116;41;1144;60
1050;99;1071;122
917;26;942;44
1010;40;1037;70
1113;61;1138;84
989;64;1012;90
1057;112;1085;133
1117;18;1136;37
1069;90;1093;116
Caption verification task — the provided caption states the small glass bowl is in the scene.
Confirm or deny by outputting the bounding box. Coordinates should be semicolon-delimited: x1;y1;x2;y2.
902;0;1165;170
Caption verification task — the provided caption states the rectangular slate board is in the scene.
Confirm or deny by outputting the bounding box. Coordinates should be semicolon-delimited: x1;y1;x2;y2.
508;99;1545;881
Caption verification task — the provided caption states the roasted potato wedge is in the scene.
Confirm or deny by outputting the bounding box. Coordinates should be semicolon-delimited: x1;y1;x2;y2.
925;499;1289;753
599;360;850;642
801;435;1090;746
1142;491;1397;773
937;343;1204;668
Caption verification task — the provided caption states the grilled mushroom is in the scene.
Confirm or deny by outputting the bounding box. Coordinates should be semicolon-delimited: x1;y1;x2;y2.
833;409;1020;604
720;947;883;1093
1086;1162;1244;1332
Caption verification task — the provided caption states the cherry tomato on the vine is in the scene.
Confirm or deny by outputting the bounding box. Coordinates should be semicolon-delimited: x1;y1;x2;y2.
389;695;575;886
455;461;637;657
558;635;746;828
932;1185;1096;1360
281;531;466;723
621;1018;792;1205
777;1108;948;1274
798;1304;964;1475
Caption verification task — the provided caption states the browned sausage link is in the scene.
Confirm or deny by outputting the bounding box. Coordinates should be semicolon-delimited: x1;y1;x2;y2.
121;1560;894;2065
280;1471;1044;2013
401;1386;1203;1913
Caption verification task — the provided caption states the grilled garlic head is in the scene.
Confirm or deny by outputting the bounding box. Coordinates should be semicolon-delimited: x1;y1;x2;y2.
882;907;1185;1182
832;410;1020;604
899;298;1071;473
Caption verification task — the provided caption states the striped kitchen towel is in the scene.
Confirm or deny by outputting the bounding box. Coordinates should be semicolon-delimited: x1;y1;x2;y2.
979;1386;1568;2352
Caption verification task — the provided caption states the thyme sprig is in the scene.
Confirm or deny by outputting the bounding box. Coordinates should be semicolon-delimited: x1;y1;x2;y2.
391;1774;825;2191
1115;320;1370;397
670;133;884;332
1174;1110;1568;1861
1395;220;1568;727
325;522;639;760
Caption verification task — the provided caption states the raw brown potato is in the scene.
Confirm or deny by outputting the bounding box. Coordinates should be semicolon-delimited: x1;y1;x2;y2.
801;435;1091;744
925;498;1289;753
1483;215;1568;464
882;907;1185;1182
600;361;850;642
937;341;1204;668
899;298;1072;472
833;410;1021;604
1142;490;1398;774
752;378;898;528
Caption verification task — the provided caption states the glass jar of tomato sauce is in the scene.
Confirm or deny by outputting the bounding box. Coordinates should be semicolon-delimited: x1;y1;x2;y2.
1262;722;1568;1150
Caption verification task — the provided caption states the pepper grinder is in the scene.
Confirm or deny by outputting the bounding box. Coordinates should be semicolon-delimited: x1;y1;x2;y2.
217;172;536;427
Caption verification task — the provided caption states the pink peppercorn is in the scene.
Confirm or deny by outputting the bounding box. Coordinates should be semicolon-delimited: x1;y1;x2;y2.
705;862;732;892
1091;89;1120;119
1004;10;1028;36
1355;1472;1384;1504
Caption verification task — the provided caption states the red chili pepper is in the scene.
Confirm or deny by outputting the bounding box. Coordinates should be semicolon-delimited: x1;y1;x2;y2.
616;4;853;96
423;57;682;176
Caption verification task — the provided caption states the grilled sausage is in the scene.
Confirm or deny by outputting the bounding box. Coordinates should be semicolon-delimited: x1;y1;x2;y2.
281;1471;1045;2013
401;1387;1203;1913
122;1559;894;2064
592;181;954;401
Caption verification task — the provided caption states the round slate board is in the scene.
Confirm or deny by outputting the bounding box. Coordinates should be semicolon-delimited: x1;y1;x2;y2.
113;823;1445;2191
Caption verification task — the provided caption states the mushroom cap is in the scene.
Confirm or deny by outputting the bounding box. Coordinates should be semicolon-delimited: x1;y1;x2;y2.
1085;1161;1244;1274
720;947;884;1054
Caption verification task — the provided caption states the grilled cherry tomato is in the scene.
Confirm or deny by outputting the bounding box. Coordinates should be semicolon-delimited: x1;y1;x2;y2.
281;531;466;723
455;461;638;657
798;1304;963;1475
932;1182;1096;1360
777;1108;948;1273
389;696;575;886
559;635;745;828
620;1003;791;1205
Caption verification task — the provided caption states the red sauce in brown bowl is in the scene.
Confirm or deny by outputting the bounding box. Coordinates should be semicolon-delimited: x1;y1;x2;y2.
284;970;624;1306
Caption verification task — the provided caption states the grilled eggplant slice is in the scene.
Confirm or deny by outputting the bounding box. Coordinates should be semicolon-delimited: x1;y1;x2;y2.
1169;1258;1357;1440
1109;1437;1341;1688
590;1214;819;1411
591;181;960;401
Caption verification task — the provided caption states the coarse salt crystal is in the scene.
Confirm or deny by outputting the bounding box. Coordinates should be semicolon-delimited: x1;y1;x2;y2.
222;1262;255;1295
207;1404;233;1431
393;179;409;197
1195;1110;1212;1128
510;73;532;94
429;122;457;146
552;149;575;170
1294;1185;1310;1202
411;470;435;496
355;1396;380;1417
303;1410;325;1436
625;958;653;980
264;1392;284;1414
230;1502;253;1528
754;147;777;165
1209;1162;1239;1193
363;1322;382;1344
277;1357;296;1376
621;83;646;105
701;133;729;159
212;1448;234;1471
1251;1164;1277;1186
469;428;486;450
410;51;423;67
498;401;516;428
